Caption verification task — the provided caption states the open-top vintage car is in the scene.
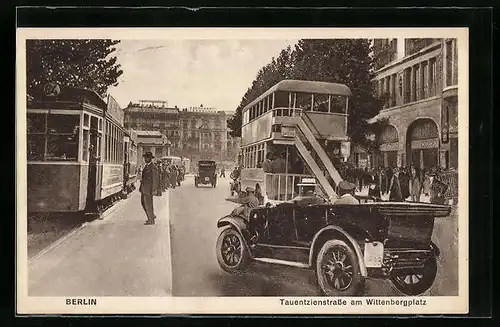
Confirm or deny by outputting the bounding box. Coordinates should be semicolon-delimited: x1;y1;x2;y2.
216;199;451;296
195;160;217;187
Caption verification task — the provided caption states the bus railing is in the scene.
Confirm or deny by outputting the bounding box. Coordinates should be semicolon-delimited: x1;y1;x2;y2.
264;173;314;202
272;107;303;117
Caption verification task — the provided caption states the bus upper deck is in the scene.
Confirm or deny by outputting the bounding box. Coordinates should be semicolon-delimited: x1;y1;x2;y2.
241;80;352;148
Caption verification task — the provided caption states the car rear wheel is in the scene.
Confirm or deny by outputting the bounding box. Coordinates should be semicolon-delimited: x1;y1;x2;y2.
390;257;437;296
316;239;364;296
216;228;250;273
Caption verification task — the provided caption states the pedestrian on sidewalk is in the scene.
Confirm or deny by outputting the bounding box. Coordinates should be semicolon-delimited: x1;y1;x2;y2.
388;167;403;202
139;152;160;225
409;166;422;202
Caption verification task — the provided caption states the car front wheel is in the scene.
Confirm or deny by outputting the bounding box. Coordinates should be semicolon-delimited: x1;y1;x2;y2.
216;228;250;273
316;239;364;296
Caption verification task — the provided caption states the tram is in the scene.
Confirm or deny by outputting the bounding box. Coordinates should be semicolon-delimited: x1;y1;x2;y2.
27;84;134;214
123;129;138;195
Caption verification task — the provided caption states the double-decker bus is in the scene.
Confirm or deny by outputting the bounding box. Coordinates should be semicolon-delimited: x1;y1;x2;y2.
239;79;352;203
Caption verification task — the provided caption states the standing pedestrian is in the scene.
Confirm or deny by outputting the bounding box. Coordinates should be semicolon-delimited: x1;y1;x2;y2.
399;166;411;201
170;164;177;189
139;152;160;225
220;166;226;178
388;167;403;201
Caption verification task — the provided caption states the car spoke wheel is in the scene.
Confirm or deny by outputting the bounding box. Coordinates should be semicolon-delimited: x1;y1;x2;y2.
216;228;250;273
316;239;364;296
390;257;437;296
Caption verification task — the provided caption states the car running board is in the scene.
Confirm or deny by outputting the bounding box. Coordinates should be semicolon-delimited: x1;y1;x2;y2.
253;257;309;268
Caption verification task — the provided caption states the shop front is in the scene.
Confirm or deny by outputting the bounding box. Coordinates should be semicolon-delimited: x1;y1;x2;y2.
406;118;440;170
378;125;399;168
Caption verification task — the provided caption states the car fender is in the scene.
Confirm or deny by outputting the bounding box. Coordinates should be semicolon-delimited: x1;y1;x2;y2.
217;215;253;257
309;225;368;277
430;241;440;257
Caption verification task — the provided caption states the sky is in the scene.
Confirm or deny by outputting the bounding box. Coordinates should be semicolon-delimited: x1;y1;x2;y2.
107;39;299;112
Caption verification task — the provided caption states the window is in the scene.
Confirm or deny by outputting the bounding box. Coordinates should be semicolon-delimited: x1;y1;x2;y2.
313;94;329;112
422;62;428;98
27;133;45;161
273;91;289;108
429;58;437;96
82;119;90;162
330;96;347;113
446;40;458;87
45;114;80;161
404;68;412;103
83;113;90;128
295;93;312;111
415;65;421;101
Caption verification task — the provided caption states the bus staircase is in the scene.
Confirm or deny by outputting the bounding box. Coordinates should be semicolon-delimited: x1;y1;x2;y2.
294;114;345;199
294;131;337;199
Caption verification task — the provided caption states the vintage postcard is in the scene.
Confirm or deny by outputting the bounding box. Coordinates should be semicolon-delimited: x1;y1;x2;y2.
16;27;468;315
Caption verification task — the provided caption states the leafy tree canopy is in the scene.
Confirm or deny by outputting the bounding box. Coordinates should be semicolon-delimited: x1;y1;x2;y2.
27;39;123;98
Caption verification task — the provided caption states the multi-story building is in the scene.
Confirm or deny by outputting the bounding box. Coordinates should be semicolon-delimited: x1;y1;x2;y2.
123;102;239;164
357;38;458;170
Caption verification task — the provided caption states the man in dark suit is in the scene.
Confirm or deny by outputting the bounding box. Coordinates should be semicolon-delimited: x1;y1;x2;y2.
139;152;160;225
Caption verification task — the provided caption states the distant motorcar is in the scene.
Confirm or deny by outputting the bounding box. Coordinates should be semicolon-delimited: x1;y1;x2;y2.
195;160;217;187
215;199;451;296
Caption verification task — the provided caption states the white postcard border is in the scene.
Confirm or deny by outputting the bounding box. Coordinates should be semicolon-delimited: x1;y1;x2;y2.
16;27;469;315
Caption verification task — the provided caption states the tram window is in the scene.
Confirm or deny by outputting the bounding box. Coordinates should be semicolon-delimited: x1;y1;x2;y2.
295;92;312;111
330;95;347;113
82;129;89;161
27;113;46;133
313;94;329;112
46;134;78;161
274;91;289;108
43;114;80;161
47;114;80;134
91;116;98;130
27;135;45;161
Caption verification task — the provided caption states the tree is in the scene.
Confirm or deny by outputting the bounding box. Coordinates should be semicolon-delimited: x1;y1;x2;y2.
26;39;123;98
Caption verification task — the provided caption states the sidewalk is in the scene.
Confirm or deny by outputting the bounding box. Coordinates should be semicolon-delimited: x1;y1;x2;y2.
28;190;172;297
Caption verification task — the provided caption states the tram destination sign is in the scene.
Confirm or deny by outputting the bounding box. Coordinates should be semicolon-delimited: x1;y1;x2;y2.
107;94;124;125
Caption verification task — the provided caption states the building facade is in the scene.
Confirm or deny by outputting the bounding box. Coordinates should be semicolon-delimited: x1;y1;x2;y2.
360;38;459;170
123;102;239;164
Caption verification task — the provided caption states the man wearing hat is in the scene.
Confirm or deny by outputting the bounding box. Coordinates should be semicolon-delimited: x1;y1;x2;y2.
140;151;160;225
226;186;260;219
333;180;360;205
